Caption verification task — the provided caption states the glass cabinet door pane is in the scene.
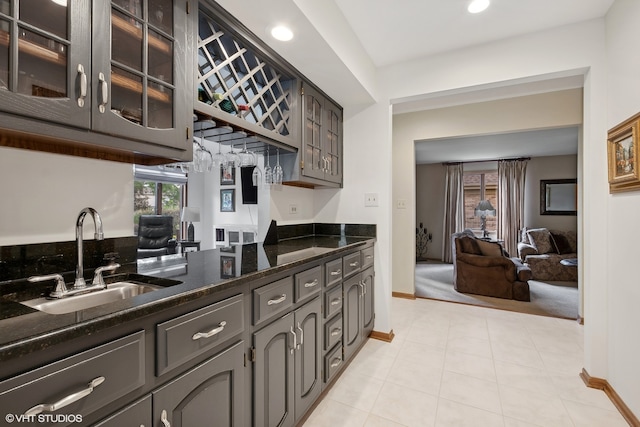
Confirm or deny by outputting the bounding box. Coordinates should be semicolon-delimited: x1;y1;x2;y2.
148;81;172;129
148;29;172;83
0;19;9;90
112;0;142;19
17;27;67;97
149;0;172;35
19;0;67;39
111;7;142;71
111;66;142;125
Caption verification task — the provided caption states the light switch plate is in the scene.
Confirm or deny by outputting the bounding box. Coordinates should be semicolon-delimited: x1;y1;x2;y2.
289;204;298;214
397;199;407;209
364;193;379;207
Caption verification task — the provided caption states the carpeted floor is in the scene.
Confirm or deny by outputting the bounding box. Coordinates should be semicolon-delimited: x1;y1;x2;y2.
415;260;579;320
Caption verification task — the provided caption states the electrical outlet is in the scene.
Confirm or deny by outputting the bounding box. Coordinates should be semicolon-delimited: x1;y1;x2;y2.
364;193;379;207
397;199;407;209
289;204;298;215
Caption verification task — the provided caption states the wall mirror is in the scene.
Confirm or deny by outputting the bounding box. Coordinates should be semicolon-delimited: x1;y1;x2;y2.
540;179;577;215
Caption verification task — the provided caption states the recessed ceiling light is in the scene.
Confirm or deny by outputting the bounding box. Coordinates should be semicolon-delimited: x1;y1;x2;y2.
271;25;294;41
468;0;490;13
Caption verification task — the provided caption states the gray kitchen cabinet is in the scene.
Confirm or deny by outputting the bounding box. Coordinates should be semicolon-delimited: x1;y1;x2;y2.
300;83;343;185
153;340;245;427
0;0;192;162
0;331;145;427
343;274;363;362
252;297;321;427
362;266;375;338
93;395;151;427
0;0;91;128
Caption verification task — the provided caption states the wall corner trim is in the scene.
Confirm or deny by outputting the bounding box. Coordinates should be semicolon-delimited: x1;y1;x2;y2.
580;368;639;426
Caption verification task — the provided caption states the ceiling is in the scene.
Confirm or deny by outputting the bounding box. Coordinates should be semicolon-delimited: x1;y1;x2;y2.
415;126;580;165
213;0;610;162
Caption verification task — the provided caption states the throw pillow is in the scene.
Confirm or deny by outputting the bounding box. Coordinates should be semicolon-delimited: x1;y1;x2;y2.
458;236;481;255
550;231;573;254
476;239;503;257
527;228;555;254
520;227;530;244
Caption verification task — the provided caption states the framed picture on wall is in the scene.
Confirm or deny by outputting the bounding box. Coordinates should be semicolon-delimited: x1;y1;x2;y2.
220;189;235;212
220;164;235;185
607;112;640;193
220;256;235;279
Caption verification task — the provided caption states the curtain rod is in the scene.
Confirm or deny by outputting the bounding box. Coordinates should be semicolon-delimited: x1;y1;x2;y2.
442;157;530;166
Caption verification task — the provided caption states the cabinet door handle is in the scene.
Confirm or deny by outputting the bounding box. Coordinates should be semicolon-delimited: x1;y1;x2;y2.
349;261;359;267
77;64;87;107
365;255;373;259
330;298;341;306
267;294;287;305
160;409;170;427
24;376;105;416
296;322;304;349
330;358;342;368
358;282;365;297
98;72;108;113
289;326;297;354
330;269;342;276
361;281;367;295
304;279;318;288
330;327;342;337
192;321;227;340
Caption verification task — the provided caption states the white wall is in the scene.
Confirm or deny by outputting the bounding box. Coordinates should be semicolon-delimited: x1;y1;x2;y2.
524;155;578;231
415;163;445;260
604;0;640;417
0;146;134;245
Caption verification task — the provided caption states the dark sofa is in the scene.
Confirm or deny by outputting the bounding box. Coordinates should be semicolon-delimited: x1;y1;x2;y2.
452;229;531;301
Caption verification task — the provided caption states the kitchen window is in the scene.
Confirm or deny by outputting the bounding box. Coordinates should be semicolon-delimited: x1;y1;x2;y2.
134;165;187;238
463;171;498;234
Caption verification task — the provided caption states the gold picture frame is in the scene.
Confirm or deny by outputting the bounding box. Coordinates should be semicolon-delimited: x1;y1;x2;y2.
607;112;640;193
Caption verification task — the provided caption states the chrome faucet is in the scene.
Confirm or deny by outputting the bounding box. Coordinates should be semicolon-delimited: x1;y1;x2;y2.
74;207;104;289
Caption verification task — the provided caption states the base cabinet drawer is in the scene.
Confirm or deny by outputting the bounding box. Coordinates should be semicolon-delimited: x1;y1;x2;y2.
324;314;342;351
324;284;343;319
93;395;151;427
324;258;343;287
324;343;343;383
342;252;361;278
361;247;374;269
0;331;145;425
156;294;244;376
253;277;294;325
294;266;322;302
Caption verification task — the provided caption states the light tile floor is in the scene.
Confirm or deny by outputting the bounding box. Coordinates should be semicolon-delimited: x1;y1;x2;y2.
303;297;629;427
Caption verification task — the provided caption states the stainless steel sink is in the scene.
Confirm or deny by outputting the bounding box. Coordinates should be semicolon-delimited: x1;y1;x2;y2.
20;282;163;315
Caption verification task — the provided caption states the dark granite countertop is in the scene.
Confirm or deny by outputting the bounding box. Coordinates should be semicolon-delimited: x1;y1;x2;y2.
0;235;373;362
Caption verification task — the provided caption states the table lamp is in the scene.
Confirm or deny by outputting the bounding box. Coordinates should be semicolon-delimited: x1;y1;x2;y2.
181;207;201;241
474;200;496;239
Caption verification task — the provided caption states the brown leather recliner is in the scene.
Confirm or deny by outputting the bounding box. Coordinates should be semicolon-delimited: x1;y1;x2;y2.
452;230;531;301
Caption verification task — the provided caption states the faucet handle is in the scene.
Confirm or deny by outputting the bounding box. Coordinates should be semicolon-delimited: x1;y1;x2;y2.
92;263;121;288
28;274;68;298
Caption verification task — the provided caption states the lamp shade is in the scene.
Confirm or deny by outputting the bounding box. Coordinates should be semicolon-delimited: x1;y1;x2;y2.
474;200;496;216
181;206;201;223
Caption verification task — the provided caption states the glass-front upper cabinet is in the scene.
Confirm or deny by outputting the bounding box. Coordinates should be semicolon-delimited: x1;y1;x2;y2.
0;0;91;128
92;0;190;149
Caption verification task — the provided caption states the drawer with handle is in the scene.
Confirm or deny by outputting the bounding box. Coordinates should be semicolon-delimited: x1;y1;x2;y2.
156;294;244;376
0;331;145;422
342;251;361;278
324;342;343;383
294;265;322;302
324;258;342;288
253;276;294;326
324;283;343;319
324;313;342;351
361;247;374;269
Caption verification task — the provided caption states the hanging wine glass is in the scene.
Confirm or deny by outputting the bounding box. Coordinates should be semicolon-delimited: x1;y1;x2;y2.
211;141;226;169
192;140;203;172
239;141;256;167
225;143;241;168
273;148;283;185
263;146;272;185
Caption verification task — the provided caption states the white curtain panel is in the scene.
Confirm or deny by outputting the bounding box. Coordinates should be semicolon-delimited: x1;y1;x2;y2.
442;163;464;263
498;159;528;256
